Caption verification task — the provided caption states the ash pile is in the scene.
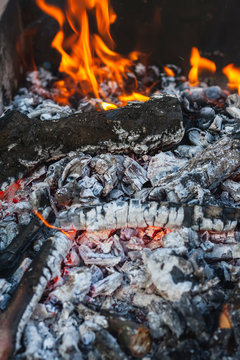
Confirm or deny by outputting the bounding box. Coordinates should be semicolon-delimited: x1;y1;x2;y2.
2;68;240;360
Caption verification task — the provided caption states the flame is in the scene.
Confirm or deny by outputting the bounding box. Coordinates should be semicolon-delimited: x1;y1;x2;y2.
219;304;232;329
33;209;75;238
101;102;118;110
36;0;146;106
118;92;150;105
164;66;175;77
222;64;240;95
188;47;216;86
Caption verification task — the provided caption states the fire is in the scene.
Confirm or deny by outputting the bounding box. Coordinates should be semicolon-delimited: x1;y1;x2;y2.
33;209;75;239
219;304;232;329
222;64;240;95
118;92;150;105
101;102;118;111
36;0;146;106
188;47;216;86
164;66;175;77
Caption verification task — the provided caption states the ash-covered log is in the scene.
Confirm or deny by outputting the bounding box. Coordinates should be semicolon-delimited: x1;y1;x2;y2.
149;136;240;203
0;94;183;185
57;200;240;232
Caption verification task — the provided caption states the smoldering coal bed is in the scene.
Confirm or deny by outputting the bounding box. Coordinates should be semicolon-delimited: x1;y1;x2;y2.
2;0;240;360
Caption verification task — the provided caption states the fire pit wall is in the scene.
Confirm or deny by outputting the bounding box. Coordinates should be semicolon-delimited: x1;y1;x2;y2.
0;0;24;114
1;0;240;113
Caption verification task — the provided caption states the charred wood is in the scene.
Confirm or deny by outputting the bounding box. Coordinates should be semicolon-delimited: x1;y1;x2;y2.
0;95;183;185
57;199;240;232
149;136;240;202
0;216;41;278
0;232;71;360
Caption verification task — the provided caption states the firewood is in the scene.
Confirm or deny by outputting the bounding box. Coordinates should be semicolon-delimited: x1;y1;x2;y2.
0;95;183;185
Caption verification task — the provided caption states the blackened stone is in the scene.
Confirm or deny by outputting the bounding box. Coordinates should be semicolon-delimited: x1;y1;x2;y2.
200;107;215;120
203;86;225;101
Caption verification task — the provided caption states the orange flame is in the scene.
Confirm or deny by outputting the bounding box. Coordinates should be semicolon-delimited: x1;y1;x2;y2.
164;66;175;77
118;92;150;105
35;0;145;106
101;102;118;110
219;304;232;329
188;47;216;86
33;209;75;239
222;64;240;95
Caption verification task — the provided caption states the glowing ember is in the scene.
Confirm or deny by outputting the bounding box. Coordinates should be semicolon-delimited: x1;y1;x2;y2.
101;102;118;111
33;209;170;249
164;66;175;77
36;0;147;106
222;64;240;95
188;47;216;86
0;179;22;204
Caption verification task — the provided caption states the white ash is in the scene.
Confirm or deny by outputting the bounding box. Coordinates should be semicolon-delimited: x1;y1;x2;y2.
50;267;92;303
226;106;240;120
147;151;187;186
222;179;240;202
91;272;123;297
143;248;193;302
79;244;122;267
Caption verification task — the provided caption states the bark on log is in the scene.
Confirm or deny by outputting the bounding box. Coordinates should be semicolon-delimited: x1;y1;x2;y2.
56;200;240;232
0;95;183;186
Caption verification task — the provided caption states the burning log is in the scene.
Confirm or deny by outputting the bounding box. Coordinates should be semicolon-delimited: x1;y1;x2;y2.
0;94;183;185
57;200;239;232
0;232;71;360
149;136;240;202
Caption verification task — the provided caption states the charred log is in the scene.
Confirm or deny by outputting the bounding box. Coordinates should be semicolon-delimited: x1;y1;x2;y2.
57;200;240;232
0;232;71;360
0;95;183;185
0;216;42;278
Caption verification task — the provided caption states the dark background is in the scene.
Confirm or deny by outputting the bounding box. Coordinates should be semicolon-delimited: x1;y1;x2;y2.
17;0;240;75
